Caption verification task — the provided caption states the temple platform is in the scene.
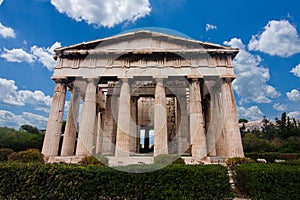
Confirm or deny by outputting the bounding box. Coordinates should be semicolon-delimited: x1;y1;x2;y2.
45;155;227;166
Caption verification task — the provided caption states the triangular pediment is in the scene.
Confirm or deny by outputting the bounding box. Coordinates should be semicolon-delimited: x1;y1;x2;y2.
55;30;237;56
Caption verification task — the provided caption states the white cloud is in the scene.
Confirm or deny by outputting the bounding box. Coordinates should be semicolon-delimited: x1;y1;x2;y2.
31;42;61;70
272;103;287;111
291;64;300;78
0;48;34;63
205;24;217;32
22;112;48;128
0;110;48;129
237;106;264;121
0;110;29;129
287;111;300;119
0;22;15;39
1;42;60;70
50;0;151;28
224;38;280;104
248;20;300;57
0;0;3;6
286;89;300;102
0;78;52;112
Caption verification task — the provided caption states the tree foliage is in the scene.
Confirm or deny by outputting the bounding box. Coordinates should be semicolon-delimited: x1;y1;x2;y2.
19;125;40;134
0;127;44;152
241;112;300;153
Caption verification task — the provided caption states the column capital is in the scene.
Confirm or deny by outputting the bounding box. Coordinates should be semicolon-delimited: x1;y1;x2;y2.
220;75;235;83
190;78;200;83
52;77;69;85
85;78;98;84
120;78;129;83
155;78;165;84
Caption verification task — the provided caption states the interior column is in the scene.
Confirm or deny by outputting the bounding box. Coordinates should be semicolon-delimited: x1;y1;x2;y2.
177;94;190;155
76;78;97;156
154;78;168;156
144;127;150;151
102;94;115;155
61;86;80;156
42;79;67;157
130;96;138;153
96;111;104;154
189;78;207;159
115;78;131;156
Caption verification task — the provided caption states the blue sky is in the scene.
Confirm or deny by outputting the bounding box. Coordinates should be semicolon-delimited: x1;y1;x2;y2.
0;0;299;129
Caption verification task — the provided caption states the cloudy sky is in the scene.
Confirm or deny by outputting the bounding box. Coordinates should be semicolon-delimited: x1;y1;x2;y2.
0;0;299;129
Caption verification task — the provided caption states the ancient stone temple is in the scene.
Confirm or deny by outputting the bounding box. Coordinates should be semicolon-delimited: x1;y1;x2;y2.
42;30;244;163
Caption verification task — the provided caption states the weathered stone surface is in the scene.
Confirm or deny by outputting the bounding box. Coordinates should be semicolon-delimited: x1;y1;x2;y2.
221;78;244;157
115;79;131;156
42;80;67;157
189;78;207;159
177;95;190;155
154;78;168;156
61;88;80;156
102;94;116;155
76;79;97;156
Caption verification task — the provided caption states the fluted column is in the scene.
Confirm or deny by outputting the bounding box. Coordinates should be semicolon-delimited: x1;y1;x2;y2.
102;94;115;155
42;79;67;157
76;79;97;156
61;87;80;156
177;95;190;155
189;78;207;158
130;96;138;153
154;78;168;156
221;78;244;157
96;111;104;154
115;78;131;156
144;127;150;151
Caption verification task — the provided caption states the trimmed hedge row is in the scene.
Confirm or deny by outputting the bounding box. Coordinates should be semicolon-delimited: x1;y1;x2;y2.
235;163;300;200
0;163;232;200
245;152;300;162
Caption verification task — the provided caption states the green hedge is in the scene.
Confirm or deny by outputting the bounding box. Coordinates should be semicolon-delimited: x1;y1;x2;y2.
235;163;300;200
0;163;232;199
245;152;300;162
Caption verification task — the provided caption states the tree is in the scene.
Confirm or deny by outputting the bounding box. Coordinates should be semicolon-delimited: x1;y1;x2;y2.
0;127;44;151
238;118;248;123
19;125;40;134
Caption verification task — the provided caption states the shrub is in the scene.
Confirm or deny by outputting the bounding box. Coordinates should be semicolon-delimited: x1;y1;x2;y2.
226;157;254;169
280;153;299;160
8;149;44;164
154;154;185;165
0;148;14;161
0;163;232;199
79;155;108;165
245;152;300;163
235;163;300;200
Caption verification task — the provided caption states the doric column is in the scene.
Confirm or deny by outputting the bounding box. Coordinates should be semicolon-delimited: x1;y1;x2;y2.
42;79;67;157
102;94;115;155
61;87;80;156
154;78;168;156
76;79;97;156
189;78;207;158
115;78;131;156
221;78;244;157
96;111;104;154
144;127;150;151
177;95;190;155
130;96;138;153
